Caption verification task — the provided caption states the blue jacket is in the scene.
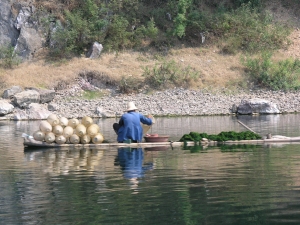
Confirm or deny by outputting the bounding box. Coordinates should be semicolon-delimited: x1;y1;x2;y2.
117;112;153;142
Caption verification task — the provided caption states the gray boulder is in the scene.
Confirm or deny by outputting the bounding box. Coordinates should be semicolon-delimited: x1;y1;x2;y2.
48;103;58;111
13;90;40;108
13;103;51;120
95;106;116;118
86;42;103;59
237;98;280;114
231;104;238;113
0;99;14;115
38;89;55;103
2;86;23;99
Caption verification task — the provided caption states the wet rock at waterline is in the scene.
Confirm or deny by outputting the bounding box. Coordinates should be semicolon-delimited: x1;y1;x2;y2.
237;98;280;115
13;103;51;120
0;99;14;115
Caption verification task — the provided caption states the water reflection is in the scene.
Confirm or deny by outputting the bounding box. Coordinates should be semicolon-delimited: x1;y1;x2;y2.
4;115;300;224
24;148;104;175
115;148;153;192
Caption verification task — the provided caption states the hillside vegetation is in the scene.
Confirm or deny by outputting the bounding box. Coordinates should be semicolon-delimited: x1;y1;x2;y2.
0;0;300;94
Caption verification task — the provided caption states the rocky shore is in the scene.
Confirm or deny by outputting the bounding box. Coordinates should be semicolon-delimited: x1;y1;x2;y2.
50;88;300;118
1;81;300;120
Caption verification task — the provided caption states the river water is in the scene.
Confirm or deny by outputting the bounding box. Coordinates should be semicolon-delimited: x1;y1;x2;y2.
1;114;300;225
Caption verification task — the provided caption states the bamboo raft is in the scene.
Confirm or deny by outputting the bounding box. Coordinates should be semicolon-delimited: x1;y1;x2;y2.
23;135;300;150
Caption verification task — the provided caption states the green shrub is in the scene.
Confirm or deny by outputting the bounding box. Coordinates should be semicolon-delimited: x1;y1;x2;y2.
82;90;105;100
173;0;193;38
118;76;144;94
49;0;109;56
105;15;132;50
39;0;293;57
0;45;20;69
232;0;263;9
214;3;290;54
243;52;300;90
142;59;200;89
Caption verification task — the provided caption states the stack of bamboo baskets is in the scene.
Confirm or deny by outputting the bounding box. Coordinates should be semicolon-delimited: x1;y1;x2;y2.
32;114;104;144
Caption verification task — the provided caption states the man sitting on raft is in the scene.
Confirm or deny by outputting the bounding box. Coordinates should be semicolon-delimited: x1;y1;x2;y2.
113;102;154;143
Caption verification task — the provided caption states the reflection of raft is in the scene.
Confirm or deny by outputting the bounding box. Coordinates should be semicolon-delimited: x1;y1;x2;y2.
23;135;300;150
23;137;178;149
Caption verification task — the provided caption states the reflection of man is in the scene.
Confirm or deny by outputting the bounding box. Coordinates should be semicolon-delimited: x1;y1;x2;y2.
116;148;153;190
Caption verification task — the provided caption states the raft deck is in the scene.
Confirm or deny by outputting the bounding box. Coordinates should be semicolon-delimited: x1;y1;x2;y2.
23;136;300;150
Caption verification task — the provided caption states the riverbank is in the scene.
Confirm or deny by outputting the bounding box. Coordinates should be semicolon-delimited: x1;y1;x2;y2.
46;87;300;119
1;83;300;121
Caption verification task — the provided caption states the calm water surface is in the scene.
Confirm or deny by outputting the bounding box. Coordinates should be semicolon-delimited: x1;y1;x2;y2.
1;115;300;225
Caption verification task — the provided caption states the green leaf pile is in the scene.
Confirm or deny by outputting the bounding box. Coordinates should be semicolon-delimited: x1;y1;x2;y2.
179;131;261;142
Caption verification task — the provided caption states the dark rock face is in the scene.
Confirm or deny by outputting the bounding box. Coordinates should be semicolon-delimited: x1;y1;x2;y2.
0;1;44;60
14;25;43;60
0;0;19;46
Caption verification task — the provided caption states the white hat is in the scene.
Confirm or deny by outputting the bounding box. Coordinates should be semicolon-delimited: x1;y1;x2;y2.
126;102;138;111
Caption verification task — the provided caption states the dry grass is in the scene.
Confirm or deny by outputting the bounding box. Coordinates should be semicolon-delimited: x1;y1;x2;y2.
1;30;299;93
0;47;246;93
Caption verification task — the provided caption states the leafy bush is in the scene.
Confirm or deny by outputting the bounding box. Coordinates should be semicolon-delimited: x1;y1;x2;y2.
142;59;200;89
38;0;292;57
105;15;132;51
214;3;290;54
232;0;263;9
118;76;144;94
173;0;192;38
243;52;300;90
0;45;20;69
82;90;105;100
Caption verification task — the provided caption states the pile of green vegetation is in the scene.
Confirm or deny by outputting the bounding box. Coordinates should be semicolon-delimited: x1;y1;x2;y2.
179;131;262;142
